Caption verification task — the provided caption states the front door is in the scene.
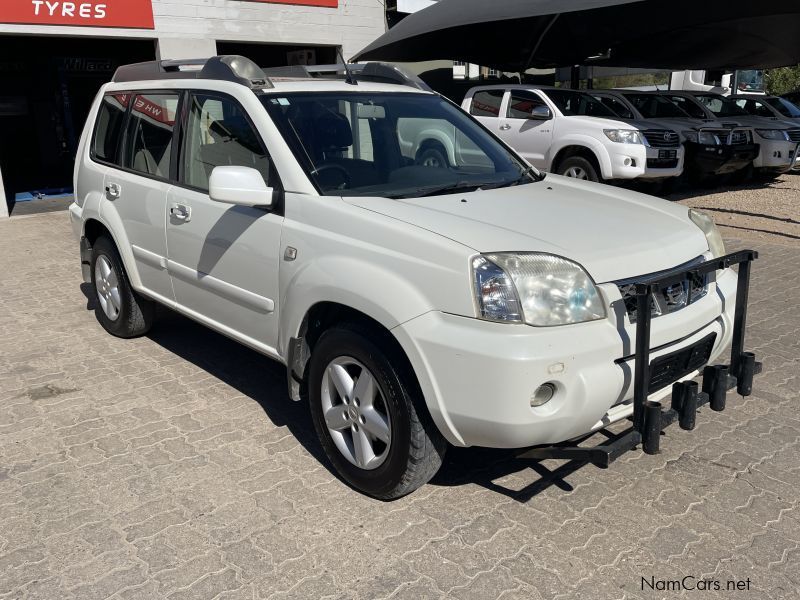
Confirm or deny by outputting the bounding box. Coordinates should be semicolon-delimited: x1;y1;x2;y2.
500;90;554;170
166;91;283;352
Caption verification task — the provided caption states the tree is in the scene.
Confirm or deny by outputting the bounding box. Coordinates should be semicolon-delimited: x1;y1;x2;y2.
764;65;800;95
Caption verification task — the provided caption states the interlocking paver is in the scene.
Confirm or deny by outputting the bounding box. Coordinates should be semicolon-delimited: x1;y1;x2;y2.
0;211;798;599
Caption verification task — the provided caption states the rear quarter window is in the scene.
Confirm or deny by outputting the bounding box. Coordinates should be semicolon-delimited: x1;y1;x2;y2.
92;93;131;165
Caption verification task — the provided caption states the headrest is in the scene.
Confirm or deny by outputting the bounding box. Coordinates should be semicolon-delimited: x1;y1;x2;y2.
315;110;353;151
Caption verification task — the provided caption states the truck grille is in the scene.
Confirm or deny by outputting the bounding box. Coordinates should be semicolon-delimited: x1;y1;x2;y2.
787;129;800;143
729;130;750;145
616;258;708;324
642;129;680;148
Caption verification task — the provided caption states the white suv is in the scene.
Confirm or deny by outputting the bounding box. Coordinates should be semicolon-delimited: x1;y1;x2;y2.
461;85;685;183
71;56;760;499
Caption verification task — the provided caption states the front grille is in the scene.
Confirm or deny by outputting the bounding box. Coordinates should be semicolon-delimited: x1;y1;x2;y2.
642;129;680;148
617;258;708;324
729;130;750;145
647;332;717;394
787;129;800;143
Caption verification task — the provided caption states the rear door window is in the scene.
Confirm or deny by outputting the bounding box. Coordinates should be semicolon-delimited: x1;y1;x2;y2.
93;93;131;165
122;93;180;180
469;90;504;117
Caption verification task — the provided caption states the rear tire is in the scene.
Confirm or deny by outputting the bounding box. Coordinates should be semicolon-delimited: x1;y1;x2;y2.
308;324;446;500
90;236;155;338
557;156;600;182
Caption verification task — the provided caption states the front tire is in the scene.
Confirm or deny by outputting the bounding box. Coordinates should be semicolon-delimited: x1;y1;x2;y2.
415;143;449;169
557;156;600;182
308;325;446;500
90;236;155;338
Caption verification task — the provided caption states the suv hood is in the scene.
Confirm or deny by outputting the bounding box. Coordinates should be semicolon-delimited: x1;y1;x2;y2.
714;115;793;130
641;117;729;131
345;176;709;283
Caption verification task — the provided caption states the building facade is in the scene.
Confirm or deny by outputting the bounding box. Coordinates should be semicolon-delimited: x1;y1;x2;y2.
0;0;385;214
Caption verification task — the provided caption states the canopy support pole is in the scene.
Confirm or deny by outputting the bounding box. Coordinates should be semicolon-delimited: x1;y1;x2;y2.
523;13;560;73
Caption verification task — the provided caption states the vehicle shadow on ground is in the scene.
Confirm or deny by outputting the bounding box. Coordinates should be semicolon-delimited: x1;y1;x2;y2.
430;446;598;502
81;284;596;501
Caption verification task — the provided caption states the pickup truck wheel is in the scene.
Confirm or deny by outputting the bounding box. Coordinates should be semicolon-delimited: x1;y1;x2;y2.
557;156;599;182
308;326;446;500
91;236;155;338
416;144;449;169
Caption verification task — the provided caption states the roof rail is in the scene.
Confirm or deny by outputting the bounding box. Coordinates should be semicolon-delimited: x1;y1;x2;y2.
112;55;273;89
261;62;432;92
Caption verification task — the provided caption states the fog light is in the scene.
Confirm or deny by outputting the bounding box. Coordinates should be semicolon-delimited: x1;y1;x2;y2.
623;157;632;167
531;383;556;407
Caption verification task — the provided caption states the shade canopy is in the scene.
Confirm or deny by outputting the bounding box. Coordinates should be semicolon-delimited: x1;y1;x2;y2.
352;0;800;72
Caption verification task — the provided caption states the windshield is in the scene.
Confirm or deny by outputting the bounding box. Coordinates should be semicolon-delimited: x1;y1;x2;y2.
693;94;750;118
766;96;800;118
623;93;689;118
261;92;537;198
543;89;617;117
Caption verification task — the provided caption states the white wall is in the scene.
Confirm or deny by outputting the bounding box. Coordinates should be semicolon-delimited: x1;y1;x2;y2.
0;0;386;61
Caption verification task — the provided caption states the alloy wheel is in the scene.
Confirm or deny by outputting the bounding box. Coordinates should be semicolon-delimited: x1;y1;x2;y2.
321;356;392;470
95;255;121;321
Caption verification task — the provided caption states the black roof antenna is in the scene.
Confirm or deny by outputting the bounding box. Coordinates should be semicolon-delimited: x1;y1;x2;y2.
337;48;358;86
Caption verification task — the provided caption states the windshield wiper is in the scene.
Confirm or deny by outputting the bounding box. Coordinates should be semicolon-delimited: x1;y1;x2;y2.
390;181;484;199
483;165;543;189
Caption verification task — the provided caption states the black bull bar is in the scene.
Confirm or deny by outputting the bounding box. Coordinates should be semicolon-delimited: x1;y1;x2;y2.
519;250;762;466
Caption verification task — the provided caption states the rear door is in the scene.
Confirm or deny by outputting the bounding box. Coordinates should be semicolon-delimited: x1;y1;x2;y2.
500;89;553;169
101;91;179;303
165;90;283;351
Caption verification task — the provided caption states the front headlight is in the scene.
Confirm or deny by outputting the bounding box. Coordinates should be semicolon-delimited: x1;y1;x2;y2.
689;209;725;258
472;253;607;326
755;129;790;141
604;129;643;144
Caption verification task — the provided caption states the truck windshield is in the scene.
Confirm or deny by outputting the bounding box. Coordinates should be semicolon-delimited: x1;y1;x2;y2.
623;93;689;119
766;97;800;118
693;94;750;118
260;92;538;198
543;89;617;117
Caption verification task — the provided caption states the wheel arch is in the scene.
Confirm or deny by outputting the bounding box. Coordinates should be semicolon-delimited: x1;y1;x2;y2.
414;133;456;166
81;216;143;289
549;139;610;179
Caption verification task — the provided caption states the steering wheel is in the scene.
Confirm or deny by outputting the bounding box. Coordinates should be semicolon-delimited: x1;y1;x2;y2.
310;163;351;190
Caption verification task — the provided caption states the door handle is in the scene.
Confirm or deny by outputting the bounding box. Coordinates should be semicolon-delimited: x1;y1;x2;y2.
499;124;511;131
170;203;192;223
105;182;121;199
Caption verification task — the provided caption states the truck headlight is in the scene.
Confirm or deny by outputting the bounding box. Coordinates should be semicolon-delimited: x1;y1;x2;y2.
689;209;725;258
755;129;790;141
473;253;607;326
604;129;643;144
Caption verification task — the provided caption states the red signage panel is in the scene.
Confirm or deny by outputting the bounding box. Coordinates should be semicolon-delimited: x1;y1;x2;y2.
2;0;155;29
246;0;339;7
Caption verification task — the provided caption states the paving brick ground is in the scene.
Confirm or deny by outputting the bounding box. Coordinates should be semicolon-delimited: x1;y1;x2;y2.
0;211;798;600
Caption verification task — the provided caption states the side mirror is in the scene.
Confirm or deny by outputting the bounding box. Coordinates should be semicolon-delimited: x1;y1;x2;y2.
209;166;274;208
529;105;552;120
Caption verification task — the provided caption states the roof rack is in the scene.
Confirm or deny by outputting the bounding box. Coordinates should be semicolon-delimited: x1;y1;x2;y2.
112;55;272;89
262;62;432;91
111;55;430;92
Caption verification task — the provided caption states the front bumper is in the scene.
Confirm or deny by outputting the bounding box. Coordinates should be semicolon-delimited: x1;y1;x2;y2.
607;145;684;180
685;142;759;176
753;139;798;170
396;252;760;454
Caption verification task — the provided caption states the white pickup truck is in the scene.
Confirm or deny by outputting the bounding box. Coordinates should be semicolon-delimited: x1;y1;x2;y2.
450;85;685;183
